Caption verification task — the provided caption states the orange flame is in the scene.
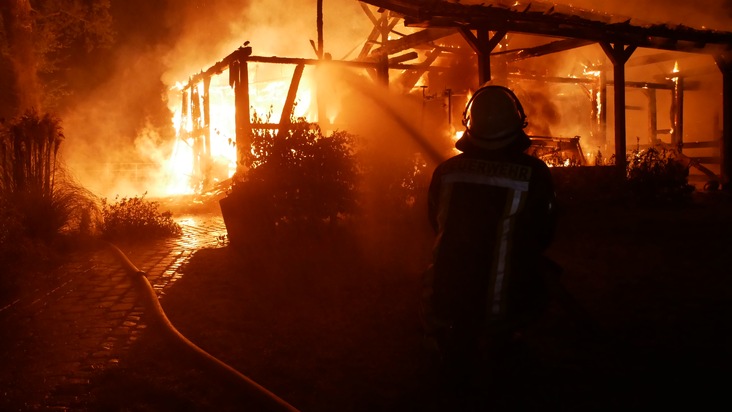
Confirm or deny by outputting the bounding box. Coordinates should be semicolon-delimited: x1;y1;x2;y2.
163;66;319;195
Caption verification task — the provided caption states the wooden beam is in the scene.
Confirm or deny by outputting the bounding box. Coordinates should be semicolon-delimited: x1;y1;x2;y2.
459;28;507;84
185;44;251;91
397;48;442;91
278;64;305;137
358;4;400;59
601;42;637;173
367;27;456;58
495;38;596;61
360;0;732;55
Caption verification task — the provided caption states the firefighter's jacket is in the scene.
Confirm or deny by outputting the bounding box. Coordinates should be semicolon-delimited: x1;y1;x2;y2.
425;148;556;331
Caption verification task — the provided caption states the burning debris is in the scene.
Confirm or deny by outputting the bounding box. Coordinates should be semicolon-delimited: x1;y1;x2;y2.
152;1;728;199
529;136;587;167
30;0;726;200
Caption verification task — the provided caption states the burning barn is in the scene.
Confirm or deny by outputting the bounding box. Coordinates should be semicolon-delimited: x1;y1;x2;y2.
168;0;732;195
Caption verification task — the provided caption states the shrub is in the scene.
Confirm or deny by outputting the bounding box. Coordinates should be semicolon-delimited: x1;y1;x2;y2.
101;194;182;240
626;146;694;205
230;114;359;238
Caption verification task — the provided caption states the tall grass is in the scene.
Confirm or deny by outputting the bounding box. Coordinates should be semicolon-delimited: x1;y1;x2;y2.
0;110;98;250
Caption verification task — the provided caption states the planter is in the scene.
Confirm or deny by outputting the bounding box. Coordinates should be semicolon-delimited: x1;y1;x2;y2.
219;190;275;251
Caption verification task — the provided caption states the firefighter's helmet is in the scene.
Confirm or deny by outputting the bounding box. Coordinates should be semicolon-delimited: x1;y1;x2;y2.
456;85;528;151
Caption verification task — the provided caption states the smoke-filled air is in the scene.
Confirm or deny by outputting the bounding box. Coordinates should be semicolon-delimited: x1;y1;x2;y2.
19;0;729;199
58;0;375;198
3;2;732;411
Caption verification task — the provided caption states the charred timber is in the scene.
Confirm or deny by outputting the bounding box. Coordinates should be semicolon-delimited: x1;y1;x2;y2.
361;0;732;55
494;38;596;61
239;55;449;71
182;52;448;93
366;27;456;58
183;44;252;91
508;72;695;90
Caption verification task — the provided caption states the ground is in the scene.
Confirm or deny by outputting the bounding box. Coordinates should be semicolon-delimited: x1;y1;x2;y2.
2;189;732;411
93;190;732;411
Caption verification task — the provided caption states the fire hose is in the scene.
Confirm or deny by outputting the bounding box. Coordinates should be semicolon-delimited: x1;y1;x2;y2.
105;242;300;412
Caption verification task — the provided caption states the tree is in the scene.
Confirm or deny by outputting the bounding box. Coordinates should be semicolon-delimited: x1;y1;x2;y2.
0;0;114;116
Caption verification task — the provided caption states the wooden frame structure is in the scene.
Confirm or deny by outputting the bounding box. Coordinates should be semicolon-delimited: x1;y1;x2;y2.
177;1;732;190
360;0;732;185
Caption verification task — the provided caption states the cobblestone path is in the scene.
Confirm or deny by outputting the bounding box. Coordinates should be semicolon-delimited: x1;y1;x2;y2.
0;213;226;411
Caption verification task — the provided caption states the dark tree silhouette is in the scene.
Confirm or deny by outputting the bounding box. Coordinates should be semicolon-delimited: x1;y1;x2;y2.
0;0;114;116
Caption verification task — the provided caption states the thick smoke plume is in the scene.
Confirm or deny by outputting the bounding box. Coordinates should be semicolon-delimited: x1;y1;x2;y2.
58;0;731;198
61;0;371;198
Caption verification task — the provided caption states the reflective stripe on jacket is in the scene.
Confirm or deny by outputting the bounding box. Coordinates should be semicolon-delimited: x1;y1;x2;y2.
426;150;555;329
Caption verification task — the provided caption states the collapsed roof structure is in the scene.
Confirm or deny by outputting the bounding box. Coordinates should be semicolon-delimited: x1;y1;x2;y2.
176;0;732;190
359;0;732;184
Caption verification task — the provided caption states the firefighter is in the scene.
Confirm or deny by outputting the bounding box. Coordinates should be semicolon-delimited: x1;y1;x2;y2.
422;84;557;407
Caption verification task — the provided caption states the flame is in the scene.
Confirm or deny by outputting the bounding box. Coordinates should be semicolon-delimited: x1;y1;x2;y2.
165;138;195;194
673;61;680;74
163;66;318;195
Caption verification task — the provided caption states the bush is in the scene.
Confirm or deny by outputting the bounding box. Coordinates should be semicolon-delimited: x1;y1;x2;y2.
230;114;359;239
626;146;695;205
101;194;182;240
221;113;432;270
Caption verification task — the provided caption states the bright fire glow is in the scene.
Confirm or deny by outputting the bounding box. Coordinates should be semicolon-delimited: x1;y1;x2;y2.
165;137;195;194
164;65;317;195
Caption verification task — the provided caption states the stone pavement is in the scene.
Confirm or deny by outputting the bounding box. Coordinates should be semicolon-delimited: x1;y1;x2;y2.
0;213;227;411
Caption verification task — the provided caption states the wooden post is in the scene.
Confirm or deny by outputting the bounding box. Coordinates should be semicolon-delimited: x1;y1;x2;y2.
315;0;328;125
203;75;212;163
644;88;658;145
601;43;637;174
279;64;305;137
191;85;202;181
590;72;609;153
671;75;684;151
231;59;251;173
477;29;492;84
459;28;507;85
316;0;324;59
600;71;608;150
715;54;732;190
378;12;390;86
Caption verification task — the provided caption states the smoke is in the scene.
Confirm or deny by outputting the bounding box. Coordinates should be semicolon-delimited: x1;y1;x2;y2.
61;39;176;198
58;0;375;199
160;1;369;85
312;66;440;269
460;0;730;159
56;0;730;199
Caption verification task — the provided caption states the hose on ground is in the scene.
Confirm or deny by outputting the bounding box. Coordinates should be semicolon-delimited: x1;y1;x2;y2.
106;242;300;412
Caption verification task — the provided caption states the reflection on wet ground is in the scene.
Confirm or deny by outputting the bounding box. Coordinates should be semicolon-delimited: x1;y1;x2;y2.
0;213;226;410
